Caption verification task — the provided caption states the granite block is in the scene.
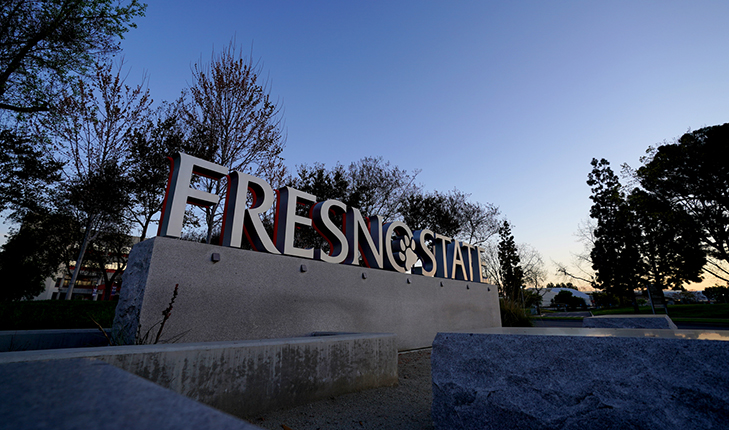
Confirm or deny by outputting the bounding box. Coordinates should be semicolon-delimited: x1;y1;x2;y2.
432;329;729;430
583;314;678;329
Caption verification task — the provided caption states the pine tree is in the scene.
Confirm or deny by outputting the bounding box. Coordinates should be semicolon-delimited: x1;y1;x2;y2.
498;220;524;301
587;158;642;306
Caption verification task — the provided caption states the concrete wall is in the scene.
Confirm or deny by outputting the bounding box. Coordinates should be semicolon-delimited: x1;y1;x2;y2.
431;328;729;430
113;237;500;350
1;358;263;430
0;332;397;418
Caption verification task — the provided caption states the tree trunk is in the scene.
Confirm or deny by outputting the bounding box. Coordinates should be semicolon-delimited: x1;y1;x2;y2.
139;215;151;242
102;266;124;301
103;278;113;301
65;218;94;300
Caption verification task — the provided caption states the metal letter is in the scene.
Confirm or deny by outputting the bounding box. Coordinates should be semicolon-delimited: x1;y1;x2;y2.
343;208;383;269
311;199;349;264
460;242;476;281
275;187;317;258
434;234;452;278
449;241;469;281
470;245;485;283
158;152;229;238
412;229;436;277
220;171;279;254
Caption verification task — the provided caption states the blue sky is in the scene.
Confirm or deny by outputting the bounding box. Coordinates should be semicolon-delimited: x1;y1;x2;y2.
119;1;729;286
14;1;729;287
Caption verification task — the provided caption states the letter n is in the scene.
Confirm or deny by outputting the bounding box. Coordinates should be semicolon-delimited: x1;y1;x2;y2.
343;208;383;269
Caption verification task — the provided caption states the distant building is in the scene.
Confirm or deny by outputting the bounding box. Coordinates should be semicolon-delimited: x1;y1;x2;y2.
36;236;139;301
538;287;592;308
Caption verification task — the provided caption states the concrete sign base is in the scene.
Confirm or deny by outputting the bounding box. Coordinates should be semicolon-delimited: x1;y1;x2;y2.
113;237;500;350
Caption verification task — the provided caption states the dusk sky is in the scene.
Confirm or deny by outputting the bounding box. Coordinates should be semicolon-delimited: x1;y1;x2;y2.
19;1;729;288
123;1;729;287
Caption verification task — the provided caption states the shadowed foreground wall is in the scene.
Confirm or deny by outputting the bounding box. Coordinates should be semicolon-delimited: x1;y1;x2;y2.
0;333;397;418
0;358;264;430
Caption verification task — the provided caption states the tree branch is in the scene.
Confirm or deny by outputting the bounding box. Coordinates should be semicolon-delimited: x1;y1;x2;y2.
0;102;50;113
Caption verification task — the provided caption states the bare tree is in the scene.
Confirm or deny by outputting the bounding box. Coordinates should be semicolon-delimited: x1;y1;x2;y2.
127;103;189;241
704;258;729;284
554;218;597;289
453;195;500;247
46;61;151;299
346;157;421;220
183;40;286;243
481;241;503;287
520;243;546;290
50;61;151;179
519;243;547;311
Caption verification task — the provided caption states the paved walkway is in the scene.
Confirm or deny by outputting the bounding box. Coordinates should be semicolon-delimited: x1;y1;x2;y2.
252;349;433;430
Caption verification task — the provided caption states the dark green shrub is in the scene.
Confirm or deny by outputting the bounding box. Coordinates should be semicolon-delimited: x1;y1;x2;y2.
0;300;118;330
551;290;587;310
500;298;533;327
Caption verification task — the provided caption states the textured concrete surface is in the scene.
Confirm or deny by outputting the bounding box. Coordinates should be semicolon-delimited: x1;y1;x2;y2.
255;349;434;430
0;358;262;430
0;328;111;352
432;329;729;430
583;314;678;329
0;333;397;418
113;237;500;350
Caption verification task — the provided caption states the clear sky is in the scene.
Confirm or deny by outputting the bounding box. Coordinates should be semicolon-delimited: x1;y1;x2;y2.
109;0;729;287
12;1;729;288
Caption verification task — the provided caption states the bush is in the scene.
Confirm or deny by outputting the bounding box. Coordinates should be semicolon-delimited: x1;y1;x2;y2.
592;291;620;308
0;300;118;330
551;290;586;310
500;298;533;327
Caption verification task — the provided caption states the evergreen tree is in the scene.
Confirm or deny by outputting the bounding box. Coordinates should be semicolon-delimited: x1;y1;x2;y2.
628;189;705;291
589;157;707;308
587;158;642;306
0;210;79;301
637;123;729;282
497;220;523;301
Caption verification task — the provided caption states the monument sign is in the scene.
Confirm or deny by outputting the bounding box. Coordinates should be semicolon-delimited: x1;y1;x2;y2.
113;152;500;350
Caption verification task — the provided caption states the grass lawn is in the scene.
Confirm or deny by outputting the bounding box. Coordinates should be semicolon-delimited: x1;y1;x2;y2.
0;300;118;331
591;303;729;320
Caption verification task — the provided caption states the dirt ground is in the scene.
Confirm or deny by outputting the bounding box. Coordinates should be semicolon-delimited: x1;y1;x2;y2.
248;349;434;430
